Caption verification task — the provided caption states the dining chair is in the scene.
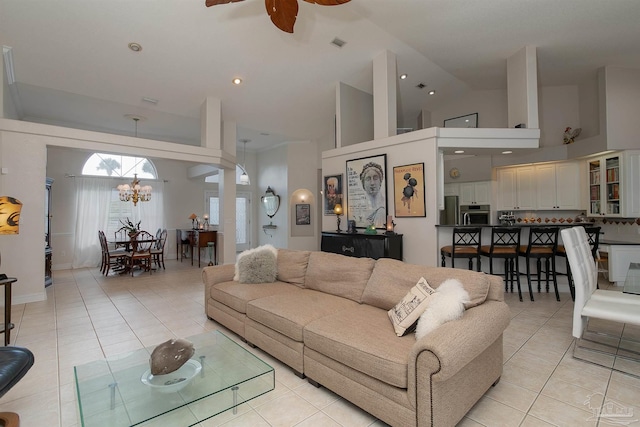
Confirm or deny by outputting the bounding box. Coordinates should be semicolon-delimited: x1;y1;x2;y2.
151;229;168;270
98;231;126;276
124;230;155;275
440;227;482;271
518;227;560;301
561;226;640;371
480;227;527;301
557;226;601;301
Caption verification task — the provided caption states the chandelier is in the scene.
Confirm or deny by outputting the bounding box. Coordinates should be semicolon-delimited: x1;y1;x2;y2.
117;174;152;206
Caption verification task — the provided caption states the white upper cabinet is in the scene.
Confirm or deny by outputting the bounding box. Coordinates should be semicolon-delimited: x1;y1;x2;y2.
535;162;581;210
497;167;535;210
459;181;491;205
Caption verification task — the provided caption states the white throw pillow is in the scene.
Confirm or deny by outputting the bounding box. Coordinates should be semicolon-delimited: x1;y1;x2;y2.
234;244;278;283
388;277;437;337
415;278;470;340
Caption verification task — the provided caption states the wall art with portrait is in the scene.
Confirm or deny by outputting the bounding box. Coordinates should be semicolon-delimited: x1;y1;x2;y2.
323;174;343;215
393;163;426;217
295;204;311;225
346;154;387;229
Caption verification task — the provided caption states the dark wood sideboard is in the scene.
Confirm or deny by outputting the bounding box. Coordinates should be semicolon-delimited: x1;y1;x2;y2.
176;229;217;267
321;232;403;260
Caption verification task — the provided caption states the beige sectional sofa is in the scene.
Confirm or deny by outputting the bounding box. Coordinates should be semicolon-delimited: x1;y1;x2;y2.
202;249;511;427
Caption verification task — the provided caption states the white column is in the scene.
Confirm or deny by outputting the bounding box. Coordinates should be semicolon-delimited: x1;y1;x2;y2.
373;50;397;139
218;121;237;264
200;97;222;150
507;46;539;129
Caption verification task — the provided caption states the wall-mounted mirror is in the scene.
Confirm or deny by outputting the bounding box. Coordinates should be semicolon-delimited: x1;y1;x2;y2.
261;186;280;218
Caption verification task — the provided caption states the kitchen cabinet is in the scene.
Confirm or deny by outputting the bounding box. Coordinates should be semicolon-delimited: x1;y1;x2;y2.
496;166;536;211
586;151;640;218
444;183;459;197
599;243;640;286
535;162;581;210
459;181;491;205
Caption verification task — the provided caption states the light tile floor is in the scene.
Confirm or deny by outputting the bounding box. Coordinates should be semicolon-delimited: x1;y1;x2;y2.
1;261;640;427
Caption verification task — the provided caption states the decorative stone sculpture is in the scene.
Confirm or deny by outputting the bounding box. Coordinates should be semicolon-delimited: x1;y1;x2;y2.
150;338;195;375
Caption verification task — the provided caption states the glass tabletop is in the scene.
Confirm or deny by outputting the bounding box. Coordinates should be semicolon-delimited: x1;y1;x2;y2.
623;262;640;295
74;330;274;427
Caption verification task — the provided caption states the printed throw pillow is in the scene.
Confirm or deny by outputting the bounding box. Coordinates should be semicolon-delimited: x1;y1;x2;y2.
234;244;278;284
387;277;437;337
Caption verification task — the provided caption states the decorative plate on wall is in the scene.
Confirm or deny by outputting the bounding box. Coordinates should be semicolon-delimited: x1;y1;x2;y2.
449;168;461;179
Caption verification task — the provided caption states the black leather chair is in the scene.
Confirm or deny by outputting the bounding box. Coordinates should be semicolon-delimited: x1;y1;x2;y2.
0;346;35;427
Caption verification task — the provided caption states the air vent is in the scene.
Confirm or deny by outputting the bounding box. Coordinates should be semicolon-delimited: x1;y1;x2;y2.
331;37;346;48
416;83;426;89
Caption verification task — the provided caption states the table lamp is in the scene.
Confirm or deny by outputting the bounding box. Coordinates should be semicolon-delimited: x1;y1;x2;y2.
333;203;343;232
0;196;22;273
189;213;197;229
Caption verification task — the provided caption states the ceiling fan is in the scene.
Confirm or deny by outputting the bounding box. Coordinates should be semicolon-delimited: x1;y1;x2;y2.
205;0;351;33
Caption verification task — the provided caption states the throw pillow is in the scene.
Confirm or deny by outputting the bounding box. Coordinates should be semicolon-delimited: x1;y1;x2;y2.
415;278;470;340
234;244;278;284
388;277;437;337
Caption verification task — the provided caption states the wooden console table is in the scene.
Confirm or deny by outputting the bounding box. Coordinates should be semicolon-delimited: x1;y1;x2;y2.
321;232;403;260
0;276;17;346
176;229;217;268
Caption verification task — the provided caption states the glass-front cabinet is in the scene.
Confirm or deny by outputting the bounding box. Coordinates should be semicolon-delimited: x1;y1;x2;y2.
587;151;640;218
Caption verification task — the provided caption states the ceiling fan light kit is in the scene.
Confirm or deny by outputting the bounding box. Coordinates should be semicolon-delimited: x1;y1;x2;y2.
205;0;351;33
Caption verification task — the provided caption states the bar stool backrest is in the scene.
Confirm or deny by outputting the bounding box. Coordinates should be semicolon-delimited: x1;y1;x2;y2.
526;227;559;254
490;227;520;252
452;227;482;250
583;226;601;258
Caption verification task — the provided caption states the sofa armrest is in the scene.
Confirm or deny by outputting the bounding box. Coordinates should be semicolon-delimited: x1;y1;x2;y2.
408;300;511;385
203;264;236;301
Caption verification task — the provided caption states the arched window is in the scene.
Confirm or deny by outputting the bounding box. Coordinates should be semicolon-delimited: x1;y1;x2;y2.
82;153;157;179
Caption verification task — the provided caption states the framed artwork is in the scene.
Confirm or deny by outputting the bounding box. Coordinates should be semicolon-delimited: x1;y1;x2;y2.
323;174;343;215
295;204;311;225
444;112;478;128
346;154;387;229
393;163;426;217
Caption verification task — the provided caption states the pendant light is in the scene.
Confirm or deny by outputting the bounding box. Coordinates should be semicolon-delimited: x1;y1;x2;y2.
239;139;250;185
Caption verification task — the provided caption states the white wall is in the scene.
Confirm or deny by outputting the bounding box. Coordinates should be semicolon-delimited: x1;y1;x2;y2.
287;142;320;250
430;90;508;129
538;85;580;148
337;82;374;147
257;145;288;249
322;129;440;266
604;67;640;150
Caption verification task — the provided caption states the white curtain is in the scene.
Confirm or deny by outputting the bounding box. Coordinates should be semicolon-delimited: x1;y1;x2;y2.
72;178;165;268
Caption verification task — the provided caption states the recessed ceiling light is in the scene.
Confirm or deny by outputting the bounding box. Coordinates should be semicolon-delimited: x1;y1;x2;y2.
232;78;242;85
454;150;465;154
502;151;513;154
128;42;142;52
399;74;408;80
428;90;436;95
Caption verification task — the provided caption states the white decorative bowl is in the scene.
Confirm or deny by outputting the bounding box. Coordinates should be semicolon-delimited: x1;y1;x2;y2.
141;359;202;393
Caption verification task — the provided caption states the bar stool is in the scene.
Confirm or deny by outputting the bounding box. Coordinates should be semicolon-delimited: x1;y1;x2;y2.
518;227;560;301
480;227;527;301
441;227;482;271
557;226;600;301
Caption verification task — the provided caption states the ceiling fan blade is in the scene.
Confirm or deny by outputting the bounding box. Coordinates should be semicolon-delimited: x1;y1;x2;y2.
303;0;351;5
266;0;299;33
205;0;245;7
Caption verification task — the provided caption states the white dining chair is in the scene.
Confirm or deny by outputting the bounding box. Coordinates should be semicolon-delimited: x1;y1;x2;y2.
561;226;640;372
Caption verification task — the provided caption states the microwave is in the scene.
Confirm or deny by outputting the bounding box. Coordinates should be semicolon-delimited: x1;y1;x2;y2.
459;205;490;225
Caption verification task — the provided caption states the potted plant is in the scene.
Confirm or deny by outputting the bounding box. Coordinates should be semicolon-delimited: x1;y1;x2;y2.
118;218;141;238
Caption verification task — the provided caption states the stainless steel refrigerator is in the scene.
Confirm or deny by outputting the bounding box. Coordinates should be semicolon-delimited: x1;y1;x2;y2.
440;195;459;225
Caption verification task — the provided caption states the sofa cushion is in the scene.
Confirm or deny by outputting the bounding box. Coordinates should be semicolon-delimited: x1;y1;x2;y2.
276;249;310;287
234;244;278;283
246;290;357;342
362;258;490;310
304;304;415;389
304;252;375;302
210;281;301;314
388;277;437;337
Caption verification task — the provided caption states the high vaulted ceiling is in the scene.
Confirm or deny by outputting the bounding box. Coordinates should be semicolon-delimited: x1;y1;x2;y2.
2;0;640;151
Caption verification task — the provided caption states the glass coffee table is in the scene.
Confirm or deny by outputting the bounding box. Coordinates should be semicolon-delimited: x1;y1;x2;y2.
623;262;640;295
74;331;274;427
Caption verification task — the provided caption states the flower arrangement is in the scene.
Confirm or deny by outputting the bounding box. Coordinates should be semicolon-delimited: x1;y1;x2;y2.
118;218;141;236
